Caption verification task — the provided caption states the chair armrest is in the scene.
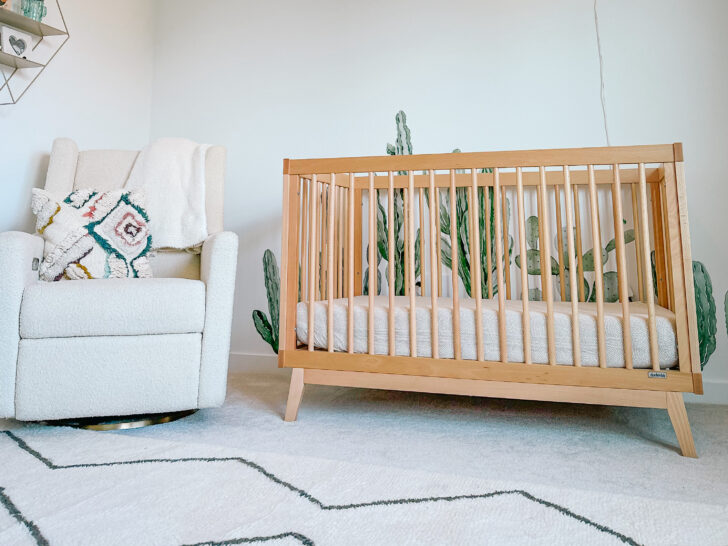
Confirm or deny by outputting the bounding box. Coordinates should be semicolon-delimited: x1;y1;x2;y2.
0;231;44;418
198;231;239;407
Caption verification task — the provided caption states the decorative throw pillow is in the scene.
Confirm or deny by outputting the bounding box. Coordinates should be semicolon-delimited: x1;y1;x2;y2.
31;188;153;281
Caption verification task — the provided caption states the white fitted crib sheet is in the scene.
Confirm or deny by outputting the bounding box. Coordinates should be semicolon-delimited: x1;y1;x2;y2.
296;296;678;369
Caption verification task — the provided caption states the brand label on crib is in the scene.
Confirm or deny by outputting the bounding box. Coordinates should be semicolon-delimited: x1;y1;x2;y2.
648;371;667;379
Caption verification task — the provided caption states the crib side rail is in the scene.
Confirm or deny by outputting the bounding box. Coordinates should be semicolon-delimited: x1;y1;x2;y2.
279;144;700;394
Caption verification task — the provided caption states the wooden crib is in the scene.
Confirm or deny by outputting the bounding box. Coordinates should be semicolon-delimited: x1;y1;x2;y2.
278;143;701;457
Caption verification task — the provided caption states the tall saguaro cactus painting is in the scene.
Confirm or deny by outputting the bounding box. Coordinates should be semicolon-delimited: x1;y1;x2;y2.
365;110;511;297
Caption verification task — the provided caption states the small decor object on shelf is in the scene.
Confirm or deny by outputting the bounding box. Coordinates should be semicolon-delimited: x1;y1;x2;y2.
0;0;9;9
22;0;46;21
0;25;32;57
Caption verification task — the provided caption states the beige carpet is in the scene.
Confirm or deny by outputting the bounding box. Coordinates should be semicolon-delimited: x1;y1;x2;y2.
1;370;727;545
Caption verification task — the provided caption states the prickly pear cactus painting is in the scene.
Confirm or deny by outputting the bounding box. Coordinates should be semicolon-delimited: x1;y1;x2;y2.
514;215;634;303
253;249;280;353
692;260;716;370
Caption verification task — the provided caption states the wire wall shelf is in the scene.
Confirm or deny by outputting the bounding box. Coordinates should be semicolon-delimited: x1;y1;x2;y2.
0;0;69;105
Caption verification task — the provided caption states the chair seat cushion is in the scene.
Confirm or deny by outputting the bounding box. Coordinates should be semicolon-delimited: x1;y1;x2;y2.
20;278;205;338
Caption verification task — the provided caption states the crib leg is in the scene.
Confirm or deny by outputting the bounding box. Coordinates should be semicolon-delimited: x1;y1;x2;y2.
666;392;697;458
284;368;305;422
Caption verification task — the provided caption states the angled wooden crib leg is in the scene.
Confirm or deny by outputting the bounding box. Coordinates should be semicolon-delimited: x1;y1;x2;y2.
666;392;697;458
284;368;305;422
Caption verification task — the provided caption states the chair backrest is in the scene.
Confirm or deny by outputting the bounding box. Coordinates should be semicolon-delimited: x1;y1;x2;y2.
43;138;226;279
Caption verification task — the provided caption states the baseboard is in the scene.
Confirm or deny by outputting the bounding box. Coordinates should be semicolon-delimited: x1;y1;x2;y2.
685;379;728;405
228;352;280;373
227;352;728;405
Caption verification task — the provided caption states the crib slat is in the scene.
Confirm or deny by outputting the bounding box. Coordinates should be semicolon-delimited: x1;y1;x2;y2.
450;170;462;360
611;165;633;369
321;185;328;301
336;186;342;299
484;183;493;298
554;185;566;300
631;184;645;302
502;187;511;299
563;166;581;366
333;185;339;300
341;187;346;298
404;188;409;297
540;167;556;365
588;165;607;368
638;163;660;370
388;171;396;356
573;184;585;302
301;178;309;304
493;168;508;362
341;186;346;299
651;182;668;308
429;171;439;358
327;177;337;352
516;168;531;364
660;181;674;310
308;176;318;351
408;171;418;357
419;187;427;296
348;173;355;353
435;188;442;297
354;188;363;297
470;169;484;361
368;172;377;355
468;185;476;302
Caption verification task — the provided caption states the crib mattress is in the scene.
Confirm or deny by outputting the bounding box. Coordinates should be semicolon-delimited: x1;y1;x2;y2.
295;296;678;369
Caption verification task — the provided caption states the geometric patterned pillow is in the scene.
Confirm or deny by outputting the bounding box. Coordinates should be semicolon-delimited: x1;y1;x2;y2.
31;188;153;281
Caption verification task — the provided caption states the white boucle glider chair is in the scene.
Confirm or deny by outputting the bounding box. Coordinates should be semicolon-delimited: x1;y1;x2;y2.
0;138;238;423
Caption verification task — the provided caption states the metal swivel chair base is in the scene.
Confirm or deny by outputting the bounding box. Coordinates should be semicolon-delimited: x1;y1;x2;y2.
42;409;197;431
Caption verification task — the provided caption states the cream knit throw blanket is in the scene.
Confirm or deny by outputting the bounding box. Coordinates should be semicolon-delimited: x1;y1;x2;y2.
125;138;210;250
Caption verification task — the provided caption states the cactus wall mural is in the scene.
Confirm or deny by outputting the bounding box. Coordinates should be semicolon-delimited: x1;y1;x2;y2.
692;260;716;369
252;249;280;353
365;110;510;297
514;216;635;302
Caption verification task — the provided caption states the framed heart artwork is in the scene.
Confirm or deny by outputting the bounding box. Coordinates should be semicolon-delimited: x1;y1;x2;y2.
1;25;33;58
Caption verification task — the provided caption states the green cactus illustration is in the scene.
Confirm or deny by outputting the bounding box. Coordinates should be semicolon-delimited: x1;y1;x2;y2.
515;215;635;303
369;110;511;297
252;249;280;353
692;260;716;369
365;110;423;295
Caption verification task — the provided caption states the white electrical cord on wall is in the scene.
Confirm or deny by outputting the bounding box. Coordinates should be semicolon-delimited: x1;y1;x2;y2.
594;0;610;146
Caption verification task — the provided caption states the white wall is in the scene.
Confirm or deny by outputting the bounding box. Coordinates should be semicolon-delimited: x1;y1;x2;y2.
149;0;728;401
0;0;155;233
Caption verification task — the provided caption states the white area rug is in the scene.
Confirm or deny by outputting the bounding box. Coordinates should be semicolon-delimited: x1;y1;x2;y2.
1;371;728;545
